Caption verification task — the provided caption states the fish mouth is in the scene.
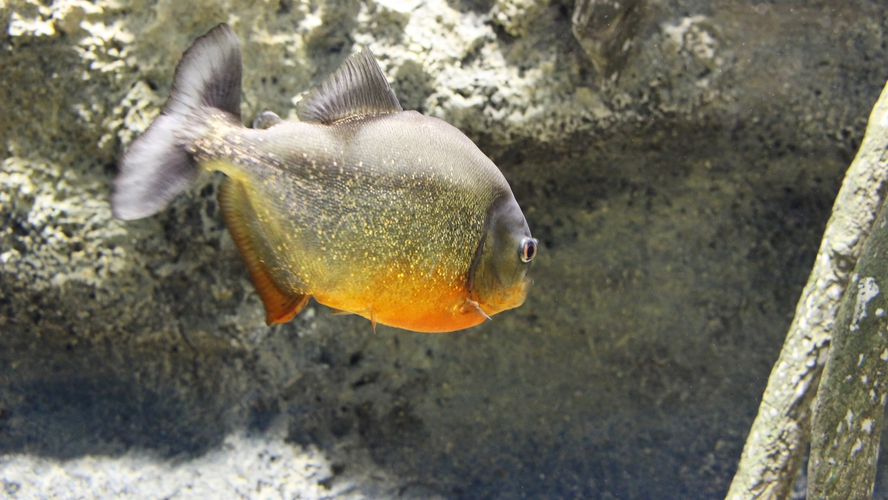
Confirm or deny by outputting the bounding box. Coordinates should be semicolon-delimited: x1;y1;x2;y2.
479;276;532;316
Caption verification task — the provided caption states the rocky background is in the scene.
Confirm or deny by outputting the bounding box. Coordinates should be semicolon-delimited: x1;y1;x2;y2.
2;0;888;498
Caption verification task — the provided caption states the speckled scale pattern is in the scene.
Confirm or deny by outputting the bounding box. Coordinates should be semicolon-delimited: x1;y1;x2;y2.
194;110;509;329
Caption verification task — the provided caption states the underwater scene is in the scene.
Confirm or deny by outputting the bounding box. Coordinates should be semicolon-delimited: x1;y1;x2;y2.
2;0;888;498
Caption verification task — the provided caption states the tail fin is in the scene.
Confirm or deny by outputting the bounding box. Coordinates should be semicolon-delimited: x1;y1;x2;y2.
111;23;242;220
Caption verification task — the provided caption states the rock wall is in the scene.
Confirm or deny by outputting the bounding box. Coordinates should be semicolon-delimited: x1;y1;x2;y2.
1;0;887;498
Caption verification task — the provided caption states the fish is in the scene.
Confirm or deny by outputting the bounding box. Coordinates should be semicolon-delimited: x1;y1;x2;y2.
111;23;537;333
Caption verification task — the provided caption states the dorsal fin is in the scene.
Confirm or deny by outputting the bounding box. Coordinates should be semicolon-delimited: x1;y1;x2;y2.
296;48;403;124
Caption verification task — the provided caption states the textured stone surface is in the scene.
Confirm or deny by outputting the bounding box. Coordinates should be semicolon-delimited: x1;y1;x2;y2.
1;0;888;498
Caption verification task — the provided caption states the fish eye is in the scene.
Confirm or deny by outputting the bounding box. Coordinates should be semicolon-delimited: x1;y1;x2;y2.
519;237;538;263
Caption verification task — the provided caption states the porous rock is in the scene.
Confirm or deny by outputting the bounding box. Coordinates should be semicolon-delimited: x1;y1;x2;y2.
2;0;888;498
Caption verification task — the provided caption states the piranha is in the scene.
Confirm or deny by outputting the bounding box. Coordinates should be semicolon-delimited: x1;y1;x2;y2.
111;23;537;333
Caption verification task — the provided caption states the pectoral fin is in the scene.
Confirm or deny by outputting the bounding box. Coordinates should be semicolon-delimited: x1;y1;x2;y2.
460;298;491;321
332;306;376;332
219;177;309;325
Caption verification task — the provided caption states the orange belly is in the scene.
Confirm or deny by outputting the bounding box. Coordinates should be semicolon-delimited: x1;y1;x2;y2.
313;277;487;333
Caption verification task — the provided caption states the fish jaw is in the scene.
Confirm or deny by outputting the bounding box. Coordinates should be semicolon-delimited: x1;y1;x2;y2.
477;275;532;318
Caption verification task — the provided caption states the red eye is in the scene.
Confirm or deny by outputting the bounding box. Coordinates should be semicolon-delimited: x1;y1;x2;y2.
520;238;537;263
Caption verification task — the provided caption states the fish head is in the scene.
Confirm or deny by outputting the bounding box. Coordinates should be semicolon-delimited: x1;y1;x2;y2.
470;193;537;316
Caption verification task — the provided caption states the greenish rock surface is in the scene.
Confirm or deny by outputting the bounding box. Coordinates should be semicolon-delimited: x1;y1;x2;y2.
1;0;887;498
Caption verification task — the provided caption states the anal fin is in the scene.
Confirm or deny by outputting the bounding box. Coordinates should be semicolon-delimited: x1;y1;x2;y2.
219;177;309;325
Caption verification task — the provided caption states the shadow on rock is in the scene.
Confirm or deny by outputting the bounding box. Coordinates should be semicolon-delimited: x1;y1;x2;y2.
0;337;236;460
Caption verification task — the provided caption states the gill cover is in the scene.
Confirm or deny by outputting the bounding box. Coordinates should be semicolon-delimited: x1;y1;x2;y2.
470;193;536;314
